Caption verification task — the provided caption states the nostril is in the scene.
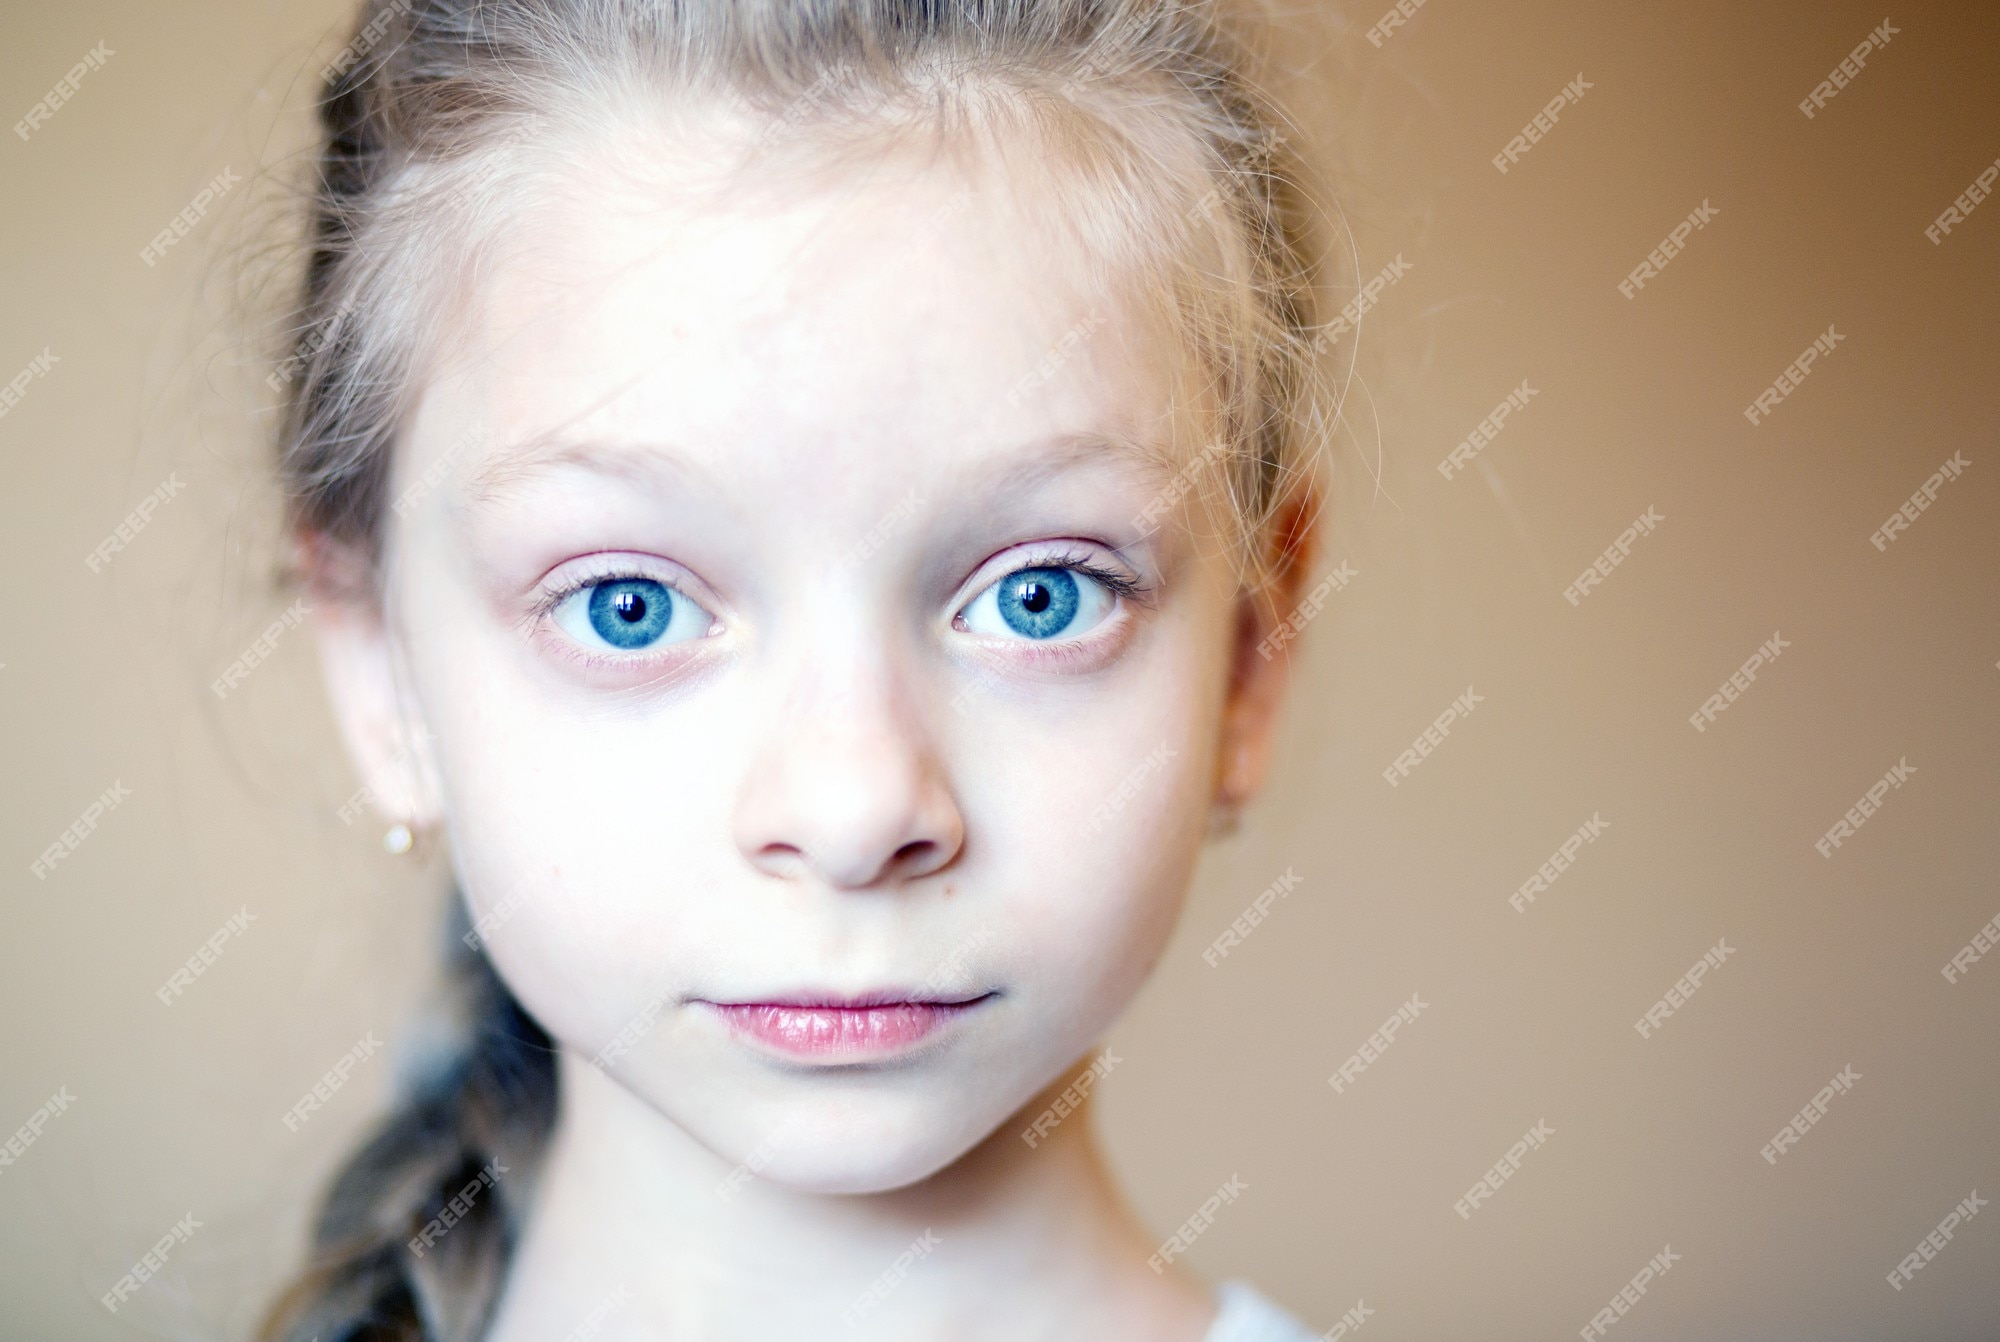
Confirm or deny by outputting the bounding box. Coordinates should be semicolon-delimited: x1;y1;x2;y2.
755;842;811;878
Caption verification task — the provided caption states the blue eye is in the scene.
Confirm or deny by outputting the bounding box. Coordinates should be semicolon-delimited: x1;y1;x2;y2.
589;579;670;647
552;576;711;653
960;564;1116;641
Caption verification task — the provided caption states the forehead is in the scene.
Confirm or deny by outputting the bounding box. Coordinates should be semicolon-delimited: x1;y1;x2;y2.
403;115;1190;513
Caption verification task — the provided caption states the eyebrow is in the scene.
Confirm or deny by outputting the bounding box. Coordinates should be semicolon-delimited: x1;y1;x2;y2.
465;425;1181;504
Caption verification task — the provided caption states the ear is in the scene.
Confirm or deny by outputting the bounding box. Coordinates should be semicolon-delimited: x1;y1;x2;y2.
1212;491;1319;813
300;535;444;831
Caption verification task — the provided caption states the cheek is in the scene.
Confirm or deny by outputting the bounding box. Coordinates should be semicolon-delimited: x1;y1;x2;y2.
1010;768;1209;1007
980;655;1225;1025
438;733;716;1047
402;632;745;1045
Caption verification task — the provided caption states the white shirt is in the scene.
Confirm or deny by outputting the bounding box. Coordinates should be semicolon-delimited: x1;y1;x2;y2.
1201;1280;1321;1341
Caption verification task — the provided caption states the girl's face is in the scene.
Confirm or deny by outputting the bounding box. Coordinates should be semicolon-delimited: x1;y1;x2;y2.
318;123;1289;1193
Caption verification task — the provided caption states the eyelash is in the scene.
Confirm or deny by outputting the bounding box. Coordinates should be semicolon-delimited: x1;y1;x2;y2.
528;544;1152;654
1007;545;1154;607
529;557;691;626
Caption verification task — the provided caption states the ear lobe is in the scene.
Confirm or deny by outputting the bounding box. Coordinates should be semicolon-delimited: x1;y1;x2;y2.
302;540;443;831
1213;595;1289;810
1212;493;1319;811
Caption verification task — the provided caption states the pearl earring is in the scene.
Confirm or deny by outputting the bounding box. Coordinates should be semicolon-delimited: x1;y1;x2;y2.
383;823;414;855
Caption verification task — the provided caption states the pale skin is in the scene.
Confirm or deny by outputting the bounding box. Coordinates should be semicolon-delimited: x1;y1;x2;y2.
309;110;1307;1340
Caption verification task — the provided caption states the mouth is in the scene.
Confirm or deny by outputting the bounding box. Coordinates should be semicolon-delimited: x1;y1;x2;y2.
694;990;998;1063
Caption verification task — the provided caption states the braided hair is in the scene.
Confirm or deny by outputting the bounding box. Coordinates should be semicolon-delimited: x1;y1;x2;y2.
258;898;554;1341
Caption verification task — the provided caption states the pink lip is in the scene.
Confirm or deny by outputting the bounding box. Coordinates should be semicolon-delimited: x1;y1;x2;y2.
700;992;995;1062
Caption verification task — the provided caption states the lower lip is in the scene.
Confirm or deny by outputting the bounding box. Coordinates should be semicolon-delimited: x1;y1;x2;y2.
703;998;991;1061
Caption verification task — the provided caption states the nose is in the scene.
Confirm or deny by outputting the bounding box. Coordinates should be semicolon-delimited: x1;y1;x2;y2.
731;641;964;890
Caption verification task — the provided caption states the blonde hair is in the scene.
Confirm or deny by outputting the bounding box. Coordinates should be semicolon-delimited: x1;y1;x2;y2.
262;1;1331;1336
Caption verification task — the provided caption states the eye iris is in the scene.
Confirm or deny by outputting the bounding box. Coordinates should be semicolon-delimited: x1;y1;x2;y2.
587;579;672;649
998;566;1079;639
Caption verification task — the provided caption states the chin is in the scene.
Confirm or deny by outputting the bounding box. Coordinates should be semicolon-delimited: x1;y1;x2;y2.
704;1090;1010;1196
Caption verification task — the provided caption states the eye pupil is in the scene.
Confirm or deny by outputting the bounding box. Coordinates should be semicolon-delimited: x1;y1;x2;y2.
587;579;673;649
998;567;1079;639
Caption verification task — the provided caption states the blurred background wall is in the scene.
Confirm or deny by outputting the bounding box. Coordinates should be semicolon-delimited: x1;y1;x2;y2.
2;1;1995;1337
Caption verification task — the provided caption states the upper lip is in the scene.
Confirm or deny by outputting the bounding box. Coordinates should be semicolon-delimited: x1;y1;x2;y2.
699;989;995;1009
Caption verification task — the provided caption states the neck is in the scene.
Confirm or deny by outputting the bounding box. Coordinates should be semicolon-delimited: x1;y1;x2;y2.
484;1045;1216;1342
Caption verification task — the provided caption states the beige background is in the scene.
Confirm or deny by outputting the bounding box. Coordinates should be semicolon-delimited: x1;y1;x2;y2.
3;1;1997;1338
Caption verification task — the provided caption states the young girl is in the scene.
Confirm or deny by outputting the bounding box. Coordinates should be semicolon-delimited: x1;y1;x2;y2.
259;1;1332;1337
